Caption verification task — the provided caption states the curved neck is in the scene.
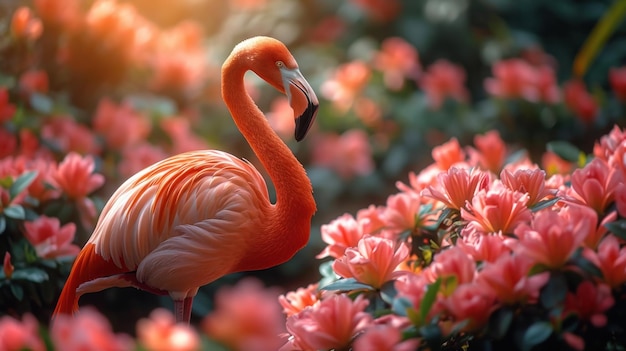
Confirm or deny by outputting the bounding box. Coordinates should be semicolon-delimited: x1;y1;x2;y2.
221;50;316;265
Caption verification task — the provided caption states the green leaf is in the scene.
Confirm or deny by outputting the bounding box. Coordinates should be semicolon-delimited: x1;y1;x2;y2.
420;278;441;324
392;297;413;317
420;324;442;351
320;278;374;292
380;280;397;305
10;283;24;301
3;205;25;220
9;170;38;200
604;219;626;241
487;307;514;339
546;141;583;162
12;267;49;283
570;249;603;278
29;93;53;114
522;321;553;351
530;197;561;212
573;0;626;77
540;272;568;309
0;216;5;235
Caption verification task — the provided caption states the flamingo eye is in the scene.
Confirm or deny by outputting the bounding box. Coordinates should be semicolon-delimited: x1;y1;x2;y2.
276;61;285;68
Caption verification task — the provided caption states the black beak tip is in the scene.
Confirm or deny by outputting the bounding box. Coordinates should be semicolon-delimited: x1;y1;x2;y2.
294;102;319;142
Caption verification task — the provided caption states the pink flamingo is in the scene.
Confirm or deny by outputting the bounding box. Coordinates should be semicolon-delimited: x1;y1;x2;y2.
53;36;318;323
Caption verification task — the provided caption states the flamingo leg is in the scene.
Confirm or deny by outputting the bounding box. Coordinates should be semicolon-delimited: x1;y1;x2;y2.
173;296;194;324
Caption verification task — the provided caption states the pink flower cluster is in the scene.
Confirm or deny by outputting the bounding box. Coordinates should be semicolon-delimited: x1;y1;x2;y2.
280;125;626;350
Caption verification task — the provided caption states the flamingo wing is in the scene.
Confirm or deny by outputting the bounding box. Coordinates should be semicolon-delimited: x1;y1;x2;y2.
87;150;271;292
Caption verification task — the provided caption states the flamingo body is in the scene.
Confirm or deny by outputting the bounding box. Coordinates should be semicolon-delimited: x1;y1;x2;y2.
53;36;319;322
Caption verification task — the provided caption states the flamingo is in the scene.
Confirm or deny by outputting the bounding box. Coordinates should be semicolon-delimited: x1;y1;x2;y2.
52;36;319;323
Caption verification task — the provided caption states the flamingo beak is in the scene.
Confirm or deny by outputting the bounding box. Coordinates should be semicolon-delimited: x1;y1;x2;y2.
280;67;319;141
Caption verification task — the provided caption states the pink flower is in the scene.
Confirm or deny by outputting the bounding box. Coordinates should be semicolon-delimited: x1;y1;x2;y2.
54;152;104;200
333;235;410;288
500;168;555;207
0;129;17;159
372;37;420;91
0;314;45;351
457;231;511;263
118;143;168;179
383;192;424;232
93;98;151;150
593;125;626;161
160;116;208;154
137;309;199;351
10;7;43;41
563;79;598;123
281;294;372;351
50;307;133;350
350;0;401;22
484;59;559;103
564;281;614;327
353;322;420;351
321;60;371;112
609;66;626;101
420;60;469;109
22;215;80;259
584;235;626;288
422;167;489;211
267;97;296;140
279;284;321;317
568;158;622;214
461;184;531;235
34;0;80;30
318;213;367;259
18;70;49;97
424;246;476;288
3;252;13;279
615;183;626;218
41;116;101;155
541;151;575;176
468;130;507;174
514;205;592;268
0;88;16;124
202;278;285;351
311;129;374;179
432;137;467;170
356;205;387;235
476;254;549;304
442;283;497;332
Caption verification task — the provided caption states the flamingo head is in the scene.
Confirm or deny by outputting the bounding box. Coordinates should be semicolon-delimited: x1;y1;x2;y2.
243;36;319;141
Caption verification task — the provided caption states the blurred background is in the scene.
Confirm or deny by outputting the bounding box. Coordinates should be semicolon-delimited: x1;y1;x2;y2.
0;0;625;334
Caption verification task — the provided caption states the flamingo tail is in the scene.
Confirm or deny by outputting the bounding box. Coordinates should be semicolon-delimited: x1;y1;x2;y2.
52;243;126;318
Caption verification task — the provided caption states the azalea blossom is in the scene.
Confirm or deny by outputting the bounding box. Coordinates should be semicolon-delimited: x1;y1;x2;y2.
420;59;469;109
424;246;476;288
333;235;410;288
609;66;626;101
0;88;16;124
564;281;614;327
137;309;199;351
500;168;555;207
583;235;626;288
22;215;80;259
442;282;497;332
514;205;592;268
475;254;549;304
321;60;371;112
279;283;322;317
202;278;285;351
372;37;421;91
484;59;559;103
53;152;105;200
422;167;489;211
353;321;420;351
0;314;45;351
281;294;372;351
382;192;425;232
50;307;133;351
10;6;43;41
567;158;622;214
461;183;531;235
563;79;598;123
467;130;508;174
93;98;152;150
311;129;374;179
317;213;367;259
